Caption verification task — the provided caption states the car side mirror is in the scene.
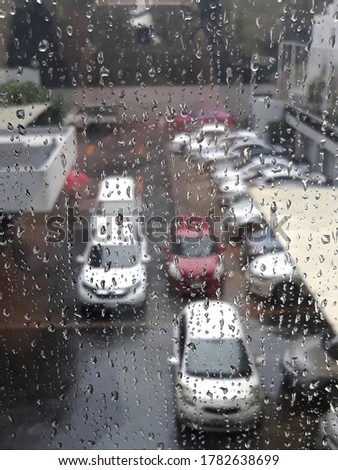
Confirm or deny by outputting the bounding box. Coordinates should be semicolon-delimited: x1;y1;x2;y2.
168;356;179;367
76;255;85;264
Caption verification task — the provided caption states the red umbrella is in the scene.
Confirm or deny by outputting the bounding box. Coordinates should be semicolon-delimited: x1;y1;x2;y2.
64;168;89;193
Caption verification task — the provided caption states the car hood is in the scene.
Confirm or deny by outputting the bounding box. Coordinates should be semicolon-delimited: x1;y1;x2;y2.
181;374;260;405
248;252;293;278
170;255;221;277
80;265;145;290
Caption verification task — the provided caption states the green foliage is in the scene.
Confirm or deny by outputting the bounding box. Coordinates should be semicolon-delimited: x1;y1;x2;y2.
0;80;64;125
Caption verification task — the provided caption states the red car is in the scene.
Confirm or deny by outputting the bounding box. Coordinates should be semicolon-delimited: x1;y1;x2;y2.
174;107;235;132
164;216;225;296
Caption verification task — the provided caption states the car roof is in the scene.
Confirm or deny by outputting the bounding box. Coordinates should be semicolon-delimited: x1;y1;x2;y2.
183;300;243;340
98;176;136;201
90;216;138;245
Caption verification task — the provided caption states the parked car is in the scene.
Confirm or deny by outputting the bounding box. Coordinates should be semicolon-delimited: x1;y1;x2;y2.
223;143;287;170
76;217;149;314
174;107;235;132
218;164;313;206
281;331;338;401
221;195;265;241
168;300;263;432
316;403;338;449
212;154;292;186
190;130;270;163
242;225;283;263
164;215;225;296
169;122;227;154
246;251;307;303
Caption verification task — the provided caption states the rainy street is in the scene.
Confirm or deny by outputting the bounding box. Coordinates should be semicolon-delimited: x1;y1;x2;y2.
0;123;328;450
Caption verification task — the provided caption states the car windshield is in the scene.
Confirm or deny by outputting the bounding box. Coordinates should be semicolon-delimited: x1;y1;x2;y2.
88;244;139;269
171;236;216;258
186;338;252;379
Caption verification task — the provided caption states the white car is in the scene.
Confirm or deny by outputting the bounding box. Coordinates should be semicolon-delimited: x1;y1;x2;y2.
169;300;263;432
190;130;270;162
221;195;264;240
169;123;227;154
245;251;306;303
76;218;149;314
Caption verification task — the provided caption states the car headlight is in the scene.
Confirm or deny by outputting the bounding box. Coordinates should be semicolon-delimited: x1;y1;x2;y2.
169;263;182;280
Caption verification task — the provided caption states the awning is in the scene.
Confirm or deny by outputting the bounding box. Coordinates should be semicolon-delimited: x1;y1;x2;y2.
250;185;338;333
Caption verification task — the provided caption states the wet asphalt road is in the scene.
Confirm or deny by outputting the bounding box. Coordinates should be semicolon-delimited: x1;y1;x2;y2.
0;127;329;450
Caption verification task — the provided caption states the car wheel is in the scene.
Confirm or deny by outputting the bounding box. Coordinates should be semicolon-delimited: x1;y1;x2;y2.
273;282;300;306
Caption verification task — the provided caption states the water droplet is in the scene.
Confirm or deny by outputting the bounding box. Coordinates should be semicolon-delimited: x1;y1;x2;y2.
321;234;330;244
66;25;73;37
97;51;104;64
330;34;336;48
111;391;119;402
0;10;6;19
165;106;176;123
62;329;70;340
251;54;259;72
148;67;156;78
38;39;49;52
85;384;94;395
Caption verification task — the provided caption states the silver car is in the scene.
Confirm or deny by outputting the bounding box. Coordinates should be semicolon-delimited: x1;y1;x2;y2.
76;218;149;314
169;300;263;432
221;195;265;241
245;251;306;303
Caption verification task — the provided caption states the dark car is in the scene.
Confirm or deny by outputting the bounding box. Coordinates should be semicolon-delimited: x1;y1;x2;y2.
281;331;338;401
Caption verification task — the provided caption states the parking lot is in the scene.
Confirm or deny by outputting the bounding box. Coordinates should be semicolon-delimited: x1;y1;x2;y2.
0;111;334;450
